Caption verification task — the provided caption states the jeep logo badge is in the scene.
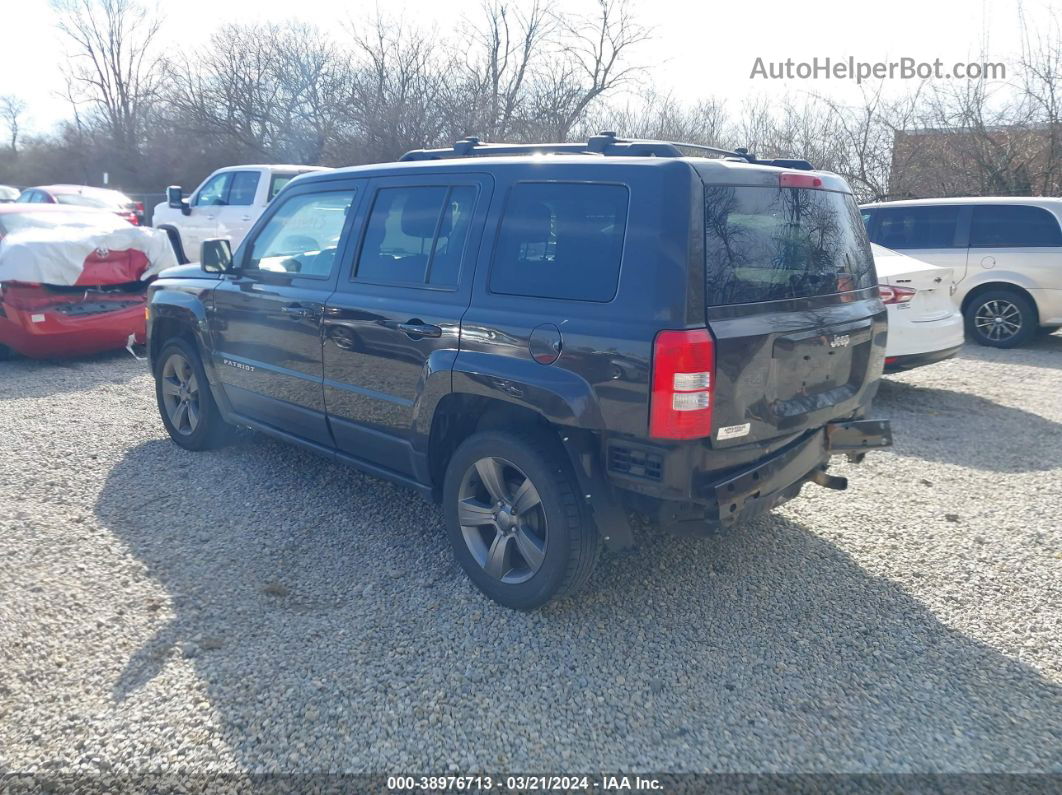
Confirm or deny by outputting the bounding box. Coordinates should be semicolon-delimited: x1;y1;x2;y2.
830;334;850;348
94;247;109;258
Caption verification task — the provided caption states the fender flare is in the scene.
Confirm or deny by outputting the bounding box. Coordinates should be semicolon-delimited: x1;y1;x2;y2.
156;225;188;264
448;350;607;430
446;352;635;549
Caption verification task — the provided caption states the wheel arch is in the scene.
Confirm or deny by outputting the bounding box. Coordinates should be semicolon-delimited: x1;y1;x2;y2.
156;225;188;264
427;391;635;549
960;280;1040;325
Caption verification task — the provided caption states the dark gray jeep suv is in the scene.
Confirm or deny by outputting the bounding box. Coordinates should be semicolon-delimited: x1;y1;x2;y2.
147;133;892;609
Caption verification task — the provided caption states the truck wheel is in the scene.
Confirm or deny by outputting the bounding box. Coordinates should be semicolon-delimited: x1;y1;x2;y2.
0;343;12;361
442;430;599;610
155;338;233;450
965;289;1037;348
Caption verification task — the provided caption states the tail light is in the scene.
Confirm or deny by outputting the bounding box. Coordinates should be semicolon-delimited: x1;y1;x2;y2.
649;328;715;440
879;285;916;305
133;201;144;214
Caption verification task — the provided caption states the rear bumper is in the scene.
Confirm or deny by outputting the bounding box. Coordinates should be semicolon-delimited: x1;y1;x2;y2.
0;299;146;358
884;308;964;358
613;419;892;534
885;344;963;373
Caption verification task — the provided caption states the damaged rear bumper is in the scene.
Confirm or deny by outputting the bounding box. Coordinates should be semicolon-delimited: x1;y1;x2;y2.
647;419;892;535
715;419;891;526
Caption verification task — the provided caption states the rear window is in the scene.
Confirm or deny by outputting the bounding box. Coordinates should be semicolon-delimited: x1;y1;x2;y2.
970;204;1062;247
54;193;113;210
704;185;876;305
873;205;960;249
489;182;628;302
269;174;298;201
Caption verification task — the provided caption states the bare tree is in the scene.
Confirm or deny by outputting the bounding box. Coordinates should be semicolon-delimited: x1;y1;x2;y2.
0;96;27;153
1017;2;1062;194
52;0;164;169
345;14;455;161
532;0;650;139
457;1;553;139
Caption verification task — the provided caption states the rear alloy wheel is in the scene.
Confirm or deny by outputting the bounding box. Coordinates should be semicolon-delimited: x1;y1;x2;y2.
457;456;547;585
443;430;599;610
155;338;234;450
965;290;1036;348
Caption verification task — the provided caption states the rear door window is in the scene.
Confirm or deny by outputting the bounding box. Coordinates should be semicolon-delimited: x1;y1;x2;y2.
269;174;297;201
355;185;478;288
970;204;1062;247
489;182;629;302
704;185;876;305
873;206;961;249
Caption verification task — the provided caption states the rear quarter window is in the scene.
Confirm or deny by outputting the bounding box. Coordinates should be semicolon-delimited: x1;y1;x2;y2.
970;204;1062;247
489;182;628;302
704;185;876;305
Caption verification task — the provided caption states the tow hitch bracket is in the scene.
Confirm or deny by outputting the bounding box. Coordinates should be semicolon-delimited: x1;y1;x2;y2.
825;419;892;453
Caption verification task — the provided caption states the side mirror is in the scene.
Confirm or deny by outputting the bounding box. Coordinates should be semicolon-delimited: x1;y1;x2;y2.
167;185;191;216
201;238;233;273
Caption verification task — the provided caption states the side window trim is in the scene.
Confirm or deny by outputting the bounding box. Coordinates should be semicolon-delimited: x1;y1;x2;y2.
236;182;363;282
954;205;972;248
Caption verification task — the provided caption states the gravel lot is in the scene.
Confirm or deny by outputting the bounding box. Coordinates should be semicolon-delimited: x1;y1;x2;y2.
1;336;1060;777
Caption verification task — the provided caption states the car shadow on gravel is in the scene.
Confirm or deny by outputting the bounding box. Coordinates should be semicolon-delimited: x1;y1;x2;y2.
957;331;1062;371
0;349;146;400
875;378;1062;472
95;436;1062;772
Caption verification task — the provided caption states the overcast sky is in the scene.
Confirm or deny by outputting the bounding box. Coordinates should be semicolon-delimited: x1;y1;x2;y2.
4;0;1058;136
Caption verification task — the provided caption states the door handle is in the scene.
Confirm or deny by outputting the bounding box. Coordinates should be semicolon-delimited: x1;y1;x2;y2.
398;321;442;338
241;215;252;221
282;304;311;319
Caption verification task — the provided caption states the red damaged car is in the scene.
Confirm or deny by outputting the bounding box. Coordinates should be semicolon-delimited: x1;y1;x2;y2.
0;205;177;359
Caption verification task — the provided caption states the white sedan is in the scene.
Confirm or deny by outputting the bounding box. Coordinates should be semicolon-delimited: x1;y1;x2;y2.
873;243;964;372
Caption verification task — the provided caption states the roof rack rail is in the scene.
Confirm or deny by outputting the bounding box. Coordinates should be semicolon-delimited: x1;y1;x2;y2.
399;132;816;170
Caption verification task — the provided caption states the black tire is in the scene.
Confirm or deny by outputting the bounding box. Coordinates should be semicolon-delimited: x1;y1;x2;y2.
964;289;1037;348
0;343;13;361
442;429;599;610
154;337;234;450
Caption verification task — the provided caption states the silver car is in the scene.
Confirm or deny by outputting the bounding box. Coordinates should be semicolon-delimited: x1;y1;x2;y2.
861;197;1062;347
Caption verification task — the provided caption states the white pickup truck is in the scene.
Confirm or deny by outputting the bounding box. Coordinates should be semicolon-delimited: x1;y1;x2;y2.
153;164;330;263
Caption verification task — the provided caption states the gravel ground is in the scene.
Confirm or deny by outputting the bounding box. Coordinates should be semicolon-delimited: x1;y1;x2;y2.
1;335;1060;777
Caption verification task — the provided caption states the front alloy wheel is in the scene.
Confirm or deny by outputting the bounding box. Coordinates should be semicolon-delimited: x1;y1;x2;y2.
159;351;201;436
457;457;547;584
